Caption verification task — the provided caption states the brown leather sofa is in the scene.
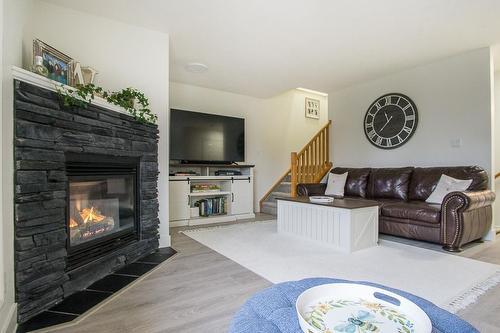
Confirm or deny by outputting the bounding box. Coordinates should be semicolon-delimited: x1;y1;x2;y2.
297;166;495;252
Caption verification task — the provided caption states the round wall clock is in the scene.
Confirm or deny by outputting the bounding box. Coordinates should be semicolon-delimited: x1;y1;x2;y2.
363;93;418;149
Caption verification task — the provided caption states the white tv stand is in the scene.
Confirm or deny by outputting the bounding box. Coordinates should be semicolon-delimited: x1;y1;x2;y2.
169;163;255;227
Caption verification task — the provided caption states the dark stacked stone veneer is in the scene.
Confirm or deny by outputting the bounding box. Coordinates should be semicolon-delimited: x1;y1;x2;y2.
14;80;160;323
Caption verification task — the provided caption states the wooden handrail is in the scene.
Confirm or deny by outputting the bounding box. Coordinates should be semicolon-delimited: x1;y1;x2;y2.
259;120;333;209
291;120;332;197
495;172;500;179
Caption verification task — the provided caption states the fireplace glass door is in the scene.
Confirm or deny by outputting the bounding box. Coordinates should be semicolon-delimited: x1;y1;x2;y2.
68;175;136;248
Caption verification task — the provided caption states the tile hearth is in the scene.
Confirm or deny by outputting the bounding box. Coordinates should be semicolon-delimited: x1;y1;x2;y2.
17;247;176;333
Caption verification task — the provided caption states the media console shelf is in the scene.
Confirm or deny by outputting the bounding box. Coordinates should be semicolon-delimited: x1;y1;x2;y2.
169;164;255;227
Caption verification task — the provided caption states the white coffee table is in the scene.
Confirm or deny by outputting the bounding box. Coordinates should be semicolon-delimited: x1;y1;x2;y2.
276;196;379;253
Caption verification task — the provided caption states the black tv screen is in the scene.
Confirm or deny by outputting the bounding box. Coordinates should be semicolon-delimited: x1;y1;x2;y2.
170;109;245;163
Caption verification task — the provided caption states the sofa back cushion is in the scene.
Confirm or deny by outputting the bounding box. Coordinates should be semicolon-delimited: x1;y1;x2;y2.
331;167;371;198
408;166;488;201
367;167;414;201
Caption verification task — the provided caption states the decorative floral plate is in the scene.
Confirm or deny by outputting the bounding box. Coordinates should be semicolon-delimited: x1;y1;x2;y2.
296;283;432;333
309;196;334;204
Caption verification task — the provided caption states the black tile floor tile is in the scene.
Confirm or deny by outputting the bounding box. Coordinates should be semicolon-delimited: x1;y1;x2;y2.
137;247;177;264
17;311;77;333
18;247;176;332
115;262;157;276
87;274;138;293
50;290;111;315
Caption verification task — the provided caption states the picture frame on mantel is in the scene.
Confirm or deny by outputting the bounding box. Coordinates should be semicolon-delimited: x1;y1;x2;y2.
33;39;74;86
305;97;320;119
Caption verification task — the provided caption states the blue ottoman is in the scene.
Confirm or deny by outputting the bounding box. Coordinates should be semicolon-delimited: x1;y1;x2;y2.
229;278;477;333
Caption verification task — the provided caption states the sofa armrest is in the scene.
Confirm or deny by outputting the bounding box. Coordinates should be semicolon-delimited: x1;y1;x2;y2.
440;190;495;251
297;183;326;196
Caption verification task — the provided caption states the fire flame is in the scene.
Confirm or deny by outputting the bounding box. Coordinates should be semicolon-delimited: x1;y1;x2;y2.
80;207;106;223
69;218;78;228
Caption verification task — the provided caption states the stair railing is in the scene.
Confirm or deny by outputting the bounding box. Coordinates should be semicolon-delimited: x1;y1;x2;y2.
259;121;333;210
290;120;332;197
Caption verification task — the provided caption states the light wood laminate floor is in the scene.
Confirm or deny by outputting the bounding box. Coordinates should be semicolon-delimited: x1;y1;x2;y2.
44;214;500;333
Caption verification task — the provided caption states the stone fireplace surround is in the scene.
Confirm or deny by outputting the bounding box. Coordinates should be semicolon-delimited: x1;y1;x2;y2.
14;80;160;323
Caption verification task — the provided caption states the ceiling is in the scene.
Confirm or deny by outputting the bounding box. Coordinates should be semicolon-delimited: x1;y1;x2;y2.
43;0;500;97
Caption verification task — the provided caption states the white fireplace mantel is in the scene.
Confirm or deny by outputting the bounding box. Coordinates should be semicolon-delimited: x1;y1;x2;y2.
12;66;129;116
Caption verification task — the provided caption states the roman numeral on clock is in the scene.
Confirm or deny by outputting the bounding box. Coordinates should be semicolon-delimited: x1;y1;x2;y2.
402;125;412;134
367;130;376;139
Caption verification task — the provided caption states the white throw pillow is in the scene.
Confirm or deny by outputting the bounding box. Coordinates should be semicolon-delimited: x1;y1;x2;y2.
425;174;473;204
324;172;348;197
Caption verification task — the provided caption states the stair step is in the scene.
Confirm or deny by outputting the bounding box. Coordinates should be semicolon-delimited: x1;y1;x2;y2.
271;191;291;197
261;202;277;215
265;191;290;204
276;182;291;193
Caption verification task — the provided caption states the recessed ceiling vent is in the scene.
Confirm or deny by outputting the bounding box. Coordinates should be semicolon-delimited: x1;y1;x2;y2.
185;62;208;73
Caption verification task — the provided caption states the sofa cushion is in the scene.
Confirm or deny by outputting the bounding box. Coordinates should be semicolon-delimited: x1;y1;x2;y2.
325;172;348;196
367;167;413;201
331;167;371;198
409;166;488;201
425;174;473;204
381;201;441;224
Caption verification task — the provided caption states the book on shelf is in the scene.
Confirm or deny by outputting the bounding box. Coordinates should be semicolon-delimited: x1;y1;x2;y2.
194;197;227;217
191;183;221;193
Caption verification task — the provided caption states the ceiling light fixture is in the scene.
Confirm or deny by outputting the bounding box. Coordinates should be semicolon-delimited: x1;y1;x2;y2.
185;62;208;73
296;87;328;97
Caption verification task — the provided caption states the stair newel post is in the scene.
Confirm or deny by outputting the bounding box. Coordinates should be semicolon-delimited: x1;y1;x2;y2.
291;152;298;197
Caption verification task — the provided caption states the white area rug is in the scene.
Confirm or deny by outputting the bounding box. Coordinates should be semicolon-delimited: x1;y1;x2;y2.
183;220;500;312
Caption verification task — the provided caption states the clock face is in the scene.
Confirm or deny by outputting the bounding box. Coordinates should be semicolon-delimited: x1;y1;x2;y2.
363;93;418;149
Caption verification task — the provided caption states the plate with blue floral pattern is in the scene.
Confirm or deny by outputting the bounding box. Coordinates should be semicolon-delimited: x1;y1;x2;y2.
296;283;432;333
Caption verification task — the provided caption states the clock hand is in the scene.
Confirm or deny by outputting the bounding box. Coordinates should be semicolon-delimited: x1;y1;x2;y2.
379;115;393;132
384;112;389;122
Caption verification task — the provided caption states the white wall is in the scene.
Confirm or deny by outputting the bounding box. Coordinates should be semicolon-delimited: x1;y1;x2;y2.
329;48;494;181
494;71;500;227
170;82;328;210
1;1;34;331
23;1;171;246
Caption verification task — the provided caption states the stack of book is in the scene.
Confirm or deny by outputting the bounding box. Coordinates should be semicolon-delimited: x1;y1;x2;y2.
195;197;227;217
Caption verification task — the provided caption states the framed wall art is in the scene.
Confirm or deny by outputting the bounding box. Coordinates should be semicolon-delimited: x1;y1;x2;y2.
33;39;74;86
305;97;320;119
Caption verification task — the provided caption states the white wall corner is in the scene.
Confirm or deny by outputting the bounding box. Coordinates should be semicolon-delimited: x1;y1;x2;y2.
0;302;17;333
159;233;171;248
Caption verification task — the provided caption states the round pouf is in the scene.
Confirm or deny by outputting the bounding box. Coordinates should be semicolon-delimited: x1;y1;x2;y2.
229;278;477;333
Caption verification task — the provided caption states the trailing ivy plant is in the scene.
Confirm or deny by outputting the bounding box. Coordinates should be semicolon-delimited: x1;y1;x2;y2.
56;83;157;124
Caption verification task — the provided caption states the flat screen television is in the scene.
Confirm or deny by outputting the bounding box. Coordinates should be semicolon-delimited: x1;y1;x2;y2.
170;109;245;164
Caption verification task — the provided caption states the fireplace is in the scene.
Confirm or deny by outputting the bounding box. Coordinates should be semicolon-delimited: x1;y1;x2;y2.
66;154;139;270
14;80;160;323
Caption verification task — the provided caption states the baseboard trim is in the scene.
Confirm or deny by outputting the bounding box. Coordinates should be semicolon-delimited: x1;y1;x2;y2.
0;302;17;333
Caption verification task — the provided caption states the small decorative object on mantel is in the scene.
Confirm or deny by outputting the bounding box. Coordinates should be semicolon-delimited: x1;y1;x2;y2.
82;66;98;84
305;97;320;119
73;62;99;86
57;84;157;124
33;39;74;85
31;55;49;77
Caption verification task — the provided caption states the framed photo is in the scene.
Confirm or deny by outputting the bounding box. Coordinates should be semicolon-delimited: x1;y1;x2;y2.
33;39;74;86
305;97;320;119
